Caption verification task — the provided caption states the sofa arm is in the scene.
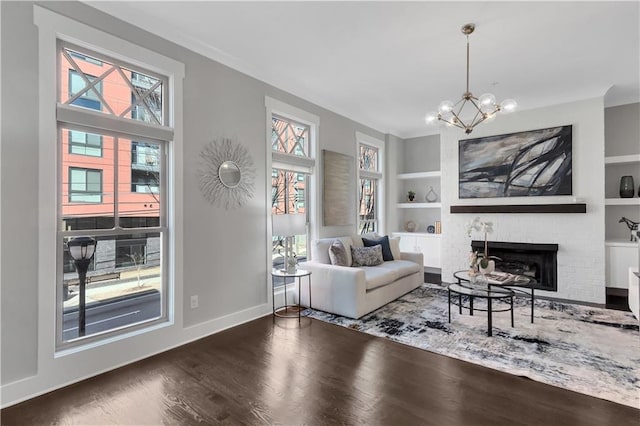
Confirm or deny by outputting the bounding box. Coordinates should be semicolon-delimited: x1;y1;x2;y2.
298;261;367;318
400;251;424;266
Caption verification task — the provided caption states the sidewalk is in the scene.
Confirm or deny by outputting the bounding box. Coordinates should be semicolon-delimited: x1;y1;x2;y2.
64;267;161;308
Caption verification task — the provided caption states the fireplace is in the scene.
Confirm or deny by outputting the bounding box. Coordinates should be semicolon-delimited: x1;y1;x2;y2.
471;241;559;291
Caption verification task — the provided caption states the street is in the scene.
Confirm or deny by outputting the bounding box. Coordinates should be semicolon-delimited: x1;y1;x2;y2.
63;289;161;341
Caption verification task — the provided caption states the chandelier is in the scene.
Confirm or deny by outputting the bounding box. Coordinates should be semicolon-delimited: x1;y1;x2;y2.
425;23;517;134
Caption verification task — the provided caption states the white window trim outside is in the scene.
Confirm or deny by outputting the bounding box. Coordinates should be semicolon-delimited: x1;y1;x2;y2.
356;131;385;235
27;5;185;405
265;96;319;301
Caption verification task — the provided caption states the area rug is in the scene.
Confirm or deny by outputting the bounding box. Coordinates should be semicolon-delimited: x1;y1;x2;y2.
307;283;640;408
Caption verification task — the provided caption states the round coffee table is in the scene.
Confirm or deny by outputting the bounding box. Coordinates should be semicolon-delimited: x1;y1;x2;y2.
447;282;514;337
454;270;537;323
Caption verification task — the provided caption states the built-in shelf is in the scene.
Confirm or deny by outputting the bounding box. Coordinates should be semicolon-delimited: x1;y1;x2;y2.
398;202;442;209
450;203;587;214
397;171;441;180
392;232;441;238
605;239;639;247
605;154;640;165
605;198;640;206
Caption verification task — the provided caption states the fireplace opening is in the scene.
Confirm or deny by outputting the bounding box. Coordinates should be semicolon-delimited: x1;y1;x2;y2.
471;241;558;291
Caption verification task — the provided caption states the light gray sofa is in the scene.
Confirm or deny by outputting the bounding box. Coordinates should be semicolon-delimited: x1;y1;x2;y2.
299;234;423;319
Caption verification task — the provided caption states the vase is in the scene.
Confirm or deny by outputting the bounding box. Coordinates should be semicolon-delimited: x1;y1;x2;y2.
620;176;634;198
425;186;438;203
472;273;489;289
479;260;495;275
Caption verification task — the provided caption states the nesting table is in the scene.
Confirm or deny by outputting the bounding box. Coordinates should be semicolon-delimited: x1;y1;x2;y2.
447;282;514;337
453;270;537;323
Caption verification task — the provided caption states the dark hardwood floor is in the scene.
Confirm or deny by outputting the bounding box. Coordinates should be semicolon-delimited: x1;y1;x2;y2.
2;316;638;425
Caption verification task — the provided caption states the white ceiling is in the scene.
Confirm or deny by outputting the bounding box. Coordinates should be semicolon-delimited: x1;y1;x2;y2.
86;1;639;138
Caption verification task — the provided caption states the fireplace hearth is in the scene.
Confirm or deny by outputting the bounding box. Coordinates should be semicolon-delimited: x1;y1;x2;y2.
471;241;559;291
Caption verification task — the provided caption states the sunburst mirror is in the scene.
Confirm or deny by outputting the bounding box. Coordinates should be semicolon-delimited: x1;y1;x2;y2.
198;138;255;209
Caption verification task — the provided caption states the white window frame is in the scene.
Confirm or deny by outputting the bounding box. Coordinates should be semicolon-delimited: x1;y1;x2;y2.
356;132;385;235
34;3;184;367
57;39;173;349
265;97;319;288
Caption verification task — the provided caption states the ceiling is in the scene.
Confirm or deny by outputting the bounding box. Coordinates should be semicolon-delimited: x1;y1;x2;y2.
86;1;639;138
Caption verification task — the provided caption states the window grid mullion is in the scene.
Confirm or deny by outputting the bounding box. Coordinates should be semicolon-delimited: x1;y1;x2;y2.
62;49;117;115
139;86;163;125
117;69;163;126
359;170;382;180
113;136;119;228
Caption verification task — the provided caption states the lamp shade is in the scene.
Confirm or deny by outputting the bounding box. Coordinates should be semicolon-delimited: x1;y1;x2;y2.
272;214;306;236
67;236;97;261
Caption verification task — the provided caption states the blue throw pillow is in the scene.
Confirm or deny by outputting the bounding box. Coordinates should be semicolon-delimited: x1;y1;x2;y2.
362;235;394;261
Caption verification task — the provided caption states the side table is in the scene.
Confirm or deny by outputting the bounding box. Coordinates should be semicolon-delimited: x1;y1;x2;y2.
272;268;312;321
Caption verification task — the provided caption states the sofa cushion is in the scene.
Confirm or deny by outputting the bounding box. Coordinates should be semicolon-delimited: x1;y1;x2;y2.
328;240;349;266
311;236;353;265
389;237;401;260
376;260;422;281
363;266;395;290
351;245;384;267
362;235;393;261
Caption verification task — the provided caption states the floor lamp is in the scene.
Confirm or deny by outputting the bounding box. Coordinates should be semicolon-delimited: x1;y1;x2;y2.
272;214;306;273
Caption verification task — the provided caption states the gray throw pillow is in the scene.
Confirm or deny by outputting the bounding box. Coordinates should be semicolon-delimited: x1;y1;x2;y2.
351;245;384;267
329;239;349;266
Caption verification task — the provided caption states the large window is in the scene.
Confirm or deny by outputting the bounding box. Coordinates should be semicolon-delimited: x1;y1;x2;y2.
267;101;318;275
57;42;172;347
357;134;384;234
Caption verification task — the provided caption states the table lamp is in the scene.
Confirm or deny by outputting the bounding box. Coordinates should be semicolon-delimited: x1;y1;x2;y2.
272;213;306;273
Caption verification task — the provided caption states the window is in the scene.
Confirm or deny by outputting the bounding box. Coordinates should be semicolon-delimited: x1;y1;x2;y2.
272;114;309;157
68;70;102;110
57;41;172;347
69;167;102;203
272;170;307;215
115;235;149;269
69;130;102;156
69;50;103;66
131;142;160;193
130;73;163;124
267;98;319;277
357;133;384;234
60;45;166;125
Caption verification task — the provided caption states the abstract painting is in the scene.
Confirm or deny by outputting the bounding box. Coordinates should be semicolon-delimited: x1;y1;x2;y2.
323;150;355;226
459;125;572;198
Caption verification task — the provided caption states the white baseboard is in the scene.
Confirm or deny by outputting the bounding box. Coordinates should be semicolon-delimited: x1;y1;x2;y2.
1;303;272;408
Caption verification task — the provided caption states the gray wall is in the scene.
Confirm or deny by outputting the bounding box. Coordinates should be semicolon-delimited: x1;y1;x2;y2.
1;0;387;391
1;1;40;384
385;134;404;233
605;103;640;157
403;134;440;174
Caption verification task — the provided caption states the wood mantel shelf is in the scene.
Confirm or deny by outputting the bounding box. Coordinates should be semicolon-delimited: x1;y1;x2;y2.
450;203;587;214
